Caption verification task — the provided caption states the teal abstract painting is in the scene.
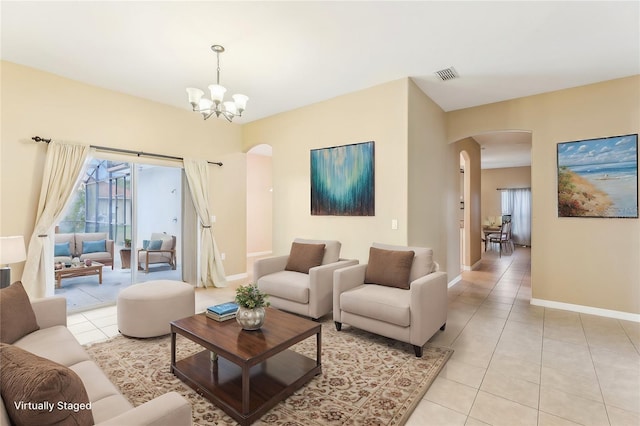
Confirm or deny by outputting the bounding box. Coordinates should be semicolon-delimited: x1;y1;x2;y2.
311;141;374;216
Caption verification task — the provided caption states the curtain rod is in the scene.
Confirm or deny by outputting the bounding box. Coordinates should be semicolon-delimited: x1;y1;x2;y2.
32;136;223;166
497;187;531;190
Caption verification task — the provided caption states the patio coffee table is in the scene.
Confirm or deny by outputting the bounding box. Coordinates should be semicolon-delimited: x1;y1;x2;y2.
54;262;104;289
170;307;321;426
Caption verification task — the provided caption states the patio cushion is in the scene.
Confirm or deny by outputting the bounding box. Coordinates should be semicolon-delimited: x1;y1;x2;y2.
82;239;106;254
55;242;71;257
147;240;163;250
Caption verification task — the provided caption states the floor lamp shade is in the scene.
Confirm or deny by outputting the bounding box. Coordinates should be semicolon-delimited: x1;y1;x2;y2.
0;236;26;289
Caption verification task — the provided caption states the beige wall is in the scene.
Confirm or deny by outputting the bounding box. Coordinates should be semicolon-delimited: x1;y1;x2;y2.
448;76;640;315
407;80;450;274
481;166;532;225
243;79;418;264
0;61;247;281
246;153;273;254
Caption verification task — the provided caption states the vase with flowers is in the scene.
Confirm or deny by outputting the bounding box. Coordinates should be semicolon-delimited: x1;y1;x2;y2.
234;284;270;330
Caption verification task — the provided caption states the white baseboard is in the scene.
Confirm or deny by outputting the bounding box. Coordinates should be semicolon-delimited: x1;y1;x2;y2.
247;251;272;258
530;298;640;323
448;275;462;288
226;272;249;282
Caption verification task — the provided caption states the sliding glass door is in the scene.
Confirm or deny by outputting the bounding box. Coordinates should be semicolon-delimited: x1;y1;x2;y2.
54;157;189;312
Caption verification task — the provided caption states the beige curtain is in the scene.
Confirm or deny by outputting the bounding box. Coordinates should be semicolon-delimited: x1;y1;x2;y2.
22;141;90;298
183;158;227;288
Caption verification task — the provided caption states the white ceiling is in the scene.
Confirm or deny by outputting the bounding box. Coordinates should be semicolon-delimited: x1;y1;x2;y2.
2;1;638;168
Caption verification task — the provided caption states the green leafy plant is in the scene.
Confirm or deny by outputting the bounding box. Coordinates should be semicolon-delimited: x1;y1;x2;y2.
235;284;270;309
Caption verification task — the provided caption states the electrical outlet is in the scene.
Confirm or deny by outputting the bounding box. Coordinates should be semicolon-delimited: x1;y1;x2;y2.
391;219;398;230
221;253;226;260
210;215;216;223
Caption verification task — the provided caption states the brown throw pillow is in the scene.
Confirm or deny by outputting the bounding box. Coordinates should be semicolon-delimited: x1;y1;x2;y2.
0;281;40;344
365;247;415;290
0;343;94;426
285;242;326;274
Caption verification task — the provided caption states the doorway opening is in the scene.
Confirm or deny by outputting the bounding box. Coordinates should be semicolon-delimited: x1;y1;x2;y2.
54;157;184;313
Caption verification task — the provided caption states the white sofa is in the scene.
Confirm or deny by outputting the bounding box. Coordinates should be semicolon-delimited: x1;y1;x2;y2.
0;296;192;426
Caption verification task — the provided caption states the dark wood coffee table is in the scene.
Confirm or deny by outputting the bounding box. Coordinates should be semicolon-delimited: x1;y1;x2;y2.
170;308;322;426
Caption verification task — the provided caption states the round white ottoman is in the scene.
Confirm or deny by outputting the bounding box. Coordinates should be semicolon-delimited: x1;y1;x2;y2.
117;280;195;338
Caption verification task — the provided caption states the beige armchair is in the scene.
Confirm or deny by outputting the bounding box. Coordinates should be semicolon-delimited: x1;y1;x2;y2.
254;238;358;320
333;243;447;357
138;233;177;273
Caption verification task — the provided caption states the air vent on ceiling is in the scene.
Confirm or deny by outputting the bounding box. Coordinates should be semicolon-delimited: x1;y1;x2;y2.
435;67;459;81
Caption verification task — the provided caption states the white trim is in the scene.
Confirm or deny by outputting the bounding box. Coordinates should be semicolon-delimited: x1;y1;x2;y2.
226;272;248;282
460;258;482;271
531;298;640;323
448;274;462;288
247;251;272;258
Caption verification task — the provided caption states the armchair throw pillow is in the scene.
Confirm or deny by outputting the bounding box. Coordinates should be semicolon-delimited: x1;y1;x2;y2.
365;247;415;290
0;343;94;426
285;242;326;274
0;282;40;344
82;239;106;254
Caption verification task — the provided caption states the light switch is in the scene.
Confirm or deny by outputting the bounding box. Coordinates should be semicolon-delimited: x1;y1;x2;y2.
391;219;398;230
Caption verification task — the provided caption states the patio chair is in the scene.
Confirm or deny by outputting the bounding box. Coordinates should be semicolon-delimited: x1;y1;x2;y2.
138;233;177;273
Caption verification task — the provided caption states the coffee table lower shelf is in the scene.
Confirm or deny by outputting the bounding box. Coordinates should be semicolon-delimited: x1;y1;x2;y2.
172;349;321;425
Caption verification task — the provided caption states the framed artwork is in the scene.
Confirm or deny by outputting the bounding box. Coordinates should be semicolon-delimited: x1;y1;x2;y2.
557;134;638;218
311;141;374;216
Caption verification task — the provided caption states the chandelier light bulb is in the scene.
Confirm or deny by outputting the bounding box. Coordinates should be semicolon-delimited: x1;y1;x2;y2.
185;44;248;122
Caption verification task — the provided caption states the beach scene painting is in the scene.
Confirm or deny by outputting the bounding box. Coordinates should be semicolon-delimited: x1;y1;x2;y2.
557;134;638;218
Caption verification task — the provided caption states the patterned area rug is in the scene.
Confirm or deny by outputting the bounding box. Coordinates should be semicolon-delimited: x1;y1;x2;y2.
85;319;452;425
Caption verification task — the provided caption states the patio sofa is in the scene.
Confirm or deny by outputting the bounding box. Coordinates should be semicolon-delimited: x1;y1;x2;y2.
55;232;114;269
0;282;192;425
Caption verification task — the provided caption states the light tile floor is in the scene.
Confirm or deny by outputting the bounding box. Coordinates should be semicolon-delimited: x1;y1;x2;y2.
407;247;640;426
68;248;640;425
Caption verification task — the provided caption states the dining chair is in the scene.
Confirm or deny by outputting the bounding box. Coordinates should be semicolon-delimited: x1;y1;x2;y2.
487;215;513;257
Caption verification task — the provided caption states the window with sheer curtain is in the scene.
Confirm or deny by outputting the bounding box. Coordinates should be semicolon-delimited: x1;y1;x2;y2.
501;188;531;246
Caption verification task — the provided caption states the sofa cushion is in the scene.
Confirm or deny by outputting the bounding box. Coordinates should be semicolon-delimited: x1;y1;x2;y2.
0;343;94;426
0;282;40;344
82;239;106;254
365;247;414;290
340;284;411;327
294;238;341;264
55;242;72;257
14;326;91;367
69;360;132;423
285;242;325;274
257;271;310;304
372;243;435;282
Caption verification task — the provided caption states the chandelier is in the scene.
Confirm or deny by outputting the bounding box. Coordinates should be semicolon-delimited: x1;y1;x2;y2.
186;45;248;122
